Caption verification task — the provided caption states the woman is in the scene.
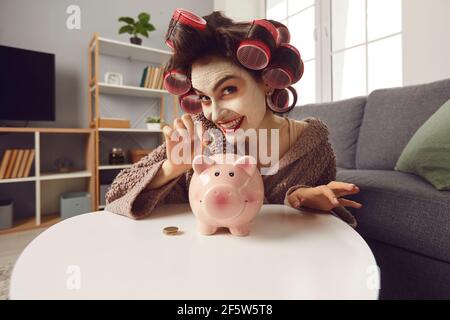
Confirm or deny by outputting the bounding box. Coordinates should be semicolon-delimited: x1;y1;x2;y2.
105;10;362;227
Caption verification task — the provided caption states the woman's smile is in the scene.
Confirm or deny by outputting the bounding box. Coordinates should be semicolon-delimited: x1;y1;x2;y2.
216;115;245;133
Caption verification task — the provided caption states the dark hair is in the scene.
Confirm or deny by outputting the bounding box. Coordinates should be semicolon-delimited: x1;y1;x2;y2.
164;11;300;112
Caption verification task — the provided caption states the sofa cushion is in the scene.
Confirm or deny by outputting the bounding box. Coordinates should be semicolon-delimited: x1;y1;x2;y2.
395;99;450;191
356;78;450;170
289;96;366;169
336;168;450;263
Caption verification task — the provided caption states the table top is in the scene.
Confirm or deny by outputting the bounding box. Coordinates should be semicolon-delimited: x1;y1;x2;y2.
10;204;379;300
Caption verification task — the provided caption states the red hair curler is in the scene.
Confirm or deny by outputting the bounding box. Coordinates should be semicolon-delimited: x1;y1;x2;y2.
165;8;208;49
179;89;203;114
268;20;290;45
236;19;279;70
266;86;297;113
163;69;192;95
262;44;304;89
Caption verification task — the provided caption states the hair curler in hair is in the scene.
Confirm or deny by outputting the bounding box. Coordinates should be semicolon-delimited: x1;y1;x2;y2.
165;8;208;49
179;90;203;114
163;69;192;95
262;44;304;89
266;86;297;113
267;20;290;45
236;19;279;70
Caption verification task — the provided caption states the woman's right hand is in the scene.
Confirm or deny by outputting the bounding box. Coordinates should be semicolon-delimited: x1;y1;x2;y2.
162;114;206;176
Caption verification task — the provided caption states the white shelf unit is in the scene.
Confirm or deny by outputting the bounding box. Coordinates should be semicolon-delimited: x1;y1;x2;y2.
88;33;179;210
96;83;169;98
39;170;92;181
98;128;162;133
0;176;37;184
94;37;172;64
0;127;95;235
0;171;92;183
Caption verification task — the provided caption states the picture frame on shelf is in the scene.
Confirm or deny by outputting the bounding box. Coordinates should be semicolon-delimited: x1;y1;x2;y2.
104;72;123;85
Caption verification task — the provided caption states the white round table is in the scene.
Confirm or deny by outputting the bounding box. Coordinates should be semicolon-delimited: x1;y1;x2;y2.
10;204;379;299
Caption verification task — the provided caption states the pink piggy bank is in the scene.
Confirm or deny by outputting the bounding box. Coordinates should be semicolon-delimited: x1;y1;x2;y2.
189;154;264;236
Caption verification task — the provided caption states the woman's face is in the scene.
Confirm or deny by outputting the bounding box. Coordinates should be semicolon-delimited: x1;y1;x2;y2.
191;56;268;139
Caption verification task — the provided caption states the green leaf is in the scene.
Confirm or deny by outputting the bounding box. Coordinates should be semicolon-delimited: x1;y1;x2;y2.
135;24;149;38
146;23;156;32
146;116;160;123
118;25;134;35
138;12;150;22
118;16;135;25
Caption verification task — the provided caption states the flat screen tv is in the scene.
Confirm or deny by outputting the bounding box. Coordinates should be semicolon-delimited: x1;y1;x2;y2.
0;45;55;121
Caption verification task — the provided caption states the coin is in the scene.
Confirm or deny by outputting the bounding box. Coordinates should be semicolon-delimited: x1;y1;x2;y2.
163;226;179;235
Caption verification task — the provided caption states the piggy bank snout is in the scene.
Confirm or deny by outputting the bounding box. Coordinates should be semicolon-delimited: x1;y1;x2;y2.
205;185;237;205
203;185;244;219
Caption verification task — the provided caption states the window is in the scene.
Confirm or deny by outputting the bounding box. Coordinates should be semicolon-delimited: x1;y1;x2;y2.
266;0;402;104
331;0;402;101
266;0;317;105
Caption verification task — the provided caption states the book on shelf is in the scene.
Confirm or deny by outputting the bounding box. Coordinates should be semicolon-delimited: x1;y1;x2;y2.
151;67;160;89
0;149;35;179
18;149;31;178
147;66;156;88
23;150;35;177
0;149;12;179
140;66;164;90
156;68;164;89
143;66;151;88
4;149;18;178
144;66;150;87
155;66;163;89
139;67;148;87
11;149;24;178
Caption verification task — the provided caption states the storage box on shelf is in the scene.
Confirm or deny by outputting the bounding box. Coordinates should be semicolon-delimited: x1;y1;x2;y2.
60;191;92;220
88;33;179;210
0;127;95;235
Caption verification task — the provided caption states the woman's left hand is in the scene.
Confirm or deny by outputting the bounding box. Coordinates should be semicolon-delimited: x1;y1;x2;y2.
286;181;363;211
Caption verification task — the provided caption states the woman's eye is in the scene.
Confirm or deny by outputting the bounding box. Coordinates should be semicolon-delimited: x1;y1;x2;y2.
199;95;210;102
222;86;237;95
214;171;220;177
229;172;234;177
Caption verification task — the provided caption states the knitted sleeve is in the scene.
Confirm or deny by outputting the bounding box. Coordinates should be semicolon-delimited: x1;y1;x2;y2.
280;120;357;228
105;142;188;219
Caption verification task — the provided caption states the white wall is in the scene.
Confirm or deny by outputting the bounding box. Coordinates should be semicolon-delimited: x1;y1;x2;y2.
214;0;265;21
402;0;450;86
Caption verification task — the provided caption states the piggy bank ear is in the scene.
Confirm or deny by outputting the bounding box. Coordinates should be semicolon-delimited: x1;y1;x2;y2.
233;156;257;176
193;155;216;174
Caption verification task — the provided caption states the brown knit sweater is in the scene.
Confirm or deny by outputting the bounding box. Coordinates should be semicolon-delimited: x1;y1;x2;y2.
105;113;357;227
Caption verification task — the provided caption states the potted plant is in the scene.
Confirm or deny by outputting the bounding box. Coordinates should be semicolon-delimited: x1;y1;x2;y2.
146;116;164;131
118;12;156;45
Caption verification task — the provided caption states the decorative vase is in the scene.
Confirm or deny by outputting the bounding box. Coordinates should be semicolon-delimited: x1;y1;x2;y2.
146;123;161;131
130;37;142;45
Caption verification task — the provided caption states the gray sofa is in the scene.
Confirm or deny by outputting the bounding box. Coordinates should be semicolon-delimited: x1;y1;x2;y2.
290;78;450;300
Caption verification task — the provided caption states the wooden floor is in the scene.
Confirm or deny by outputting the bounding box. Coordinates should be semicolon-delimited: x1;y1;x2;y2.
0;228;45;266
0;215;60;236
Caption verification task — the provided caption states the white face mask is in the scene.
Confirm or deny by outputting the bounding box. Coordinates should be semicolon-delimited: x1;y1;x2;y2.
191;56;268;141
